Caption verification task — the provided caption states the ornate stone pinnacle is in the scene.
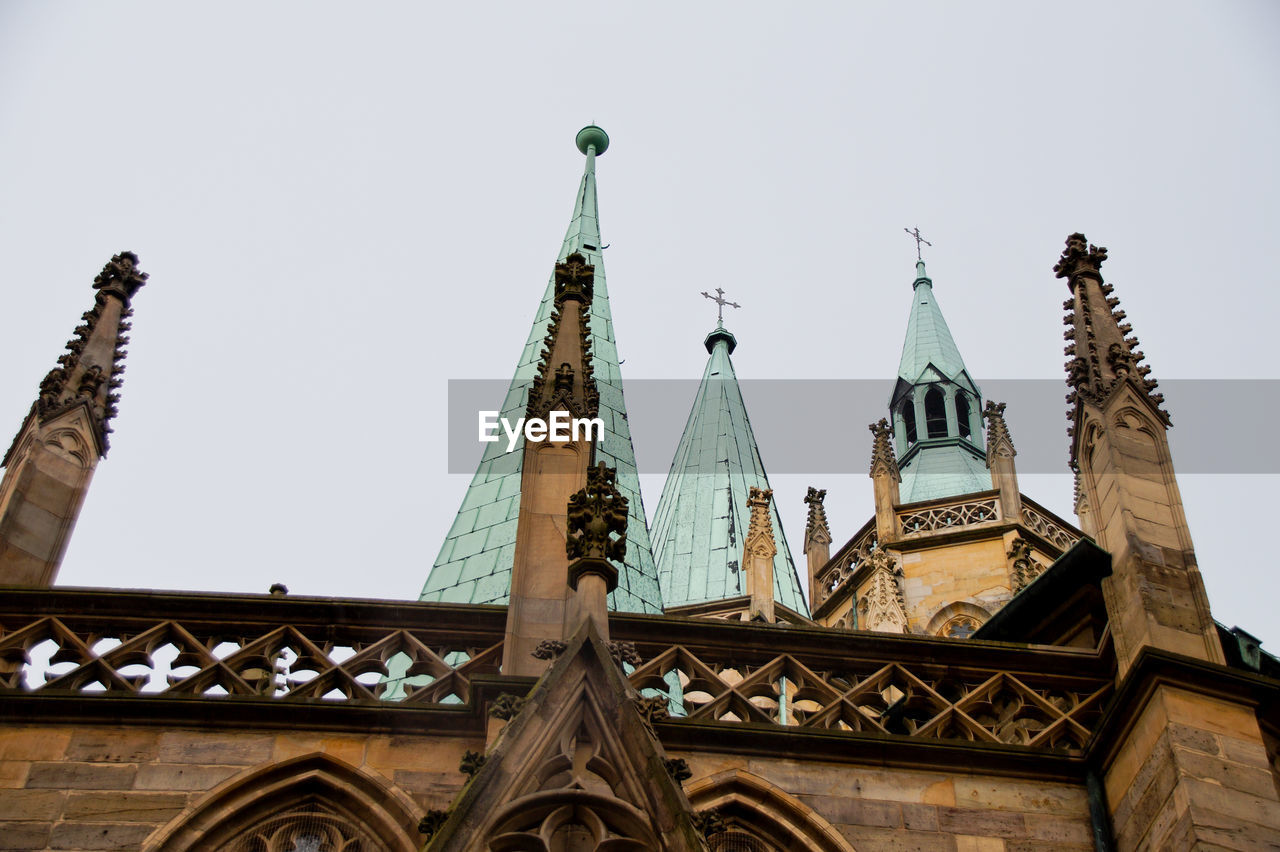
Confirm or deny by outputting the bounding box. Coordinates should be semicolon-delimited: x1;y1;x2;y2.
803;487;831;546
554;252;595;306
982;401;1016;458
567;462;629;563
868;418;900;481
528;254;599;421
9;252;148;463
1053;232;1107;285
92;251;148;304
745;487;777;558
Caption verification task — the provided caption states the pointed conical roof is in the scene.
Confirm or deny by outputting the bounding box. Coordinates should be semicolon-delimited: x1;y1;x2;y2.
420;128;663;613
896;261;978;395
891;261;991;503
650;326;808;615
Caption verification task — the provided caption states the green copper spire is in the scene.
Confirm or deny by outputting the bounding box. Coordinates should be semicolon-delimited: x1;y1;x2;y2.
421;127;663;613
650;326;808;616
890;260;992;503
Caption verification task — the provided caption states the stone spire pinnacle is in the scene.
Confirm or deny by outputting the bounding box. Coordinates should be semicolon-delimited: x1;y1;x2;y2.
1058;232;1167;465
5;252;147;464
421;127;662;616
802;487;831;554
869;418;901;481
743;487;778;622
0;252;147;586
982;401;1021;521
1056;232;1221;675
869;418;902;543
650;327;807;617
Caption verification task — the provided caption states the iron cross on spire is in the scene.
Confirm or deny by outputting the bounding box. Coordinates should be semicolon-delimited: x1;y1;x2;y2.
904;226;932;262
701;287;741;324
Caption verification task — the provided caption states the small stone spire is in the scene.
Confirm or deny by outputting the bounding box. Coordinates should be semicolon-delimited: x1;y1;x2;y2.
982;401;1020;521
857;550;908;634
565;462;628;638
743;487;778;623
803;487;833;613
526;253;599;423
0;252;147;586
1055;233;1220;674
868;419;901;542
1057;232;1167;462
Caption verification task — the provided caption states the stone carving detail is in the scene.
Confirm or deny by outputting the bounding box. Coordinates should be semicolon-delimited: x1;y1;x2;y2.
868;418;900;480
567;462;628;563
898;498;998;536
480;711;662;849
489;693;528;721
531;639;568;661
418;809;450;839
813;527;878;608
857;550;908;634
459;749;486;778
527;252;600;422
1057;233;1167;460
663;757;692;783
9;252;147;462
743;487;777;559
1020;506;1079;553
982;401;1016;463
1008;537;1045;593
803;487;832;553
634;694;670;728
92;250;149;301
692;809;726;840
608;640;642;668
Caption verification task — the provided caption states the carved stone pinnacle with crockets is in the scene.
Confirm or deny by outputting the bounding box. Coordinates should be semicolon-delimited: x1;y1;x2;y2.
566;462;628;563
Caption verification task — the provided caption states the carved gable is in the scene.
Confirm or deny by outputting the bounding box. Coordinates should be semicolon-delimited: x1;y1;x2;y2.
857;550;908;634
428;623;703;851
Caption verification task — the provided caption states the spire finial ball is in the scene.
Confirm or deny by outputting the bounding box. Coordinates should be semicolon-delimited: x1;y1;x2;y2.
576;125;609;156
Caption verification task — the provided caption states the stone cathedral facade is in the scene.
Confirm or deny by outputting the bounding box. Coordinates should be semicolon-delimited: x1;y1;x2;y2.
1;126;1278;851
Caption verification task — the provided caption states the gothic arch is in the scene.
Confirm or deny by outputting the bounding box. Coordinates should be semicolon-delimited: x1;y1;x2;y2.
145;753;421;852
686;769;856;852
925;601;992;638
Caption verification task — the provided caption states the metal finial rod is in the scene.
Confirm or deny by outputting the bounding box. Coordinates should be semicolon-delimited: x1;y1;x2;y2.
701;287;741;324
904;226;932;262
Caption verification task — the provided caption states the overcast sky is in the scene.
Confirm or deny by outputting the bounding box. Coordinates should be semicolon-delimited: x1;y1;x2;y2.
2;3;1277;647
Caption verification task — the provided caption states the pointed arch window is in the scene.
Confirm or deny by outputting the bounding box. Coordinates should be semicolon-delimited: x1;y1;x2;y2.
925;387;947;439
901;401;918;445
956;393;972;439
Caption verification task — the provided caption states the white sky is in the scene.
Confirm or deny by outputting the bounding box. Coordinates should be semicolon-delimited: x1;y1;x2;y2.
1;3;1277;647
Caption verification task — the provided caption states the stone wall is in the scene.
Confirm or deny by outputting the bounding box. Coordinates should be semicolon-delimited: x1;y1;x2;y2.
681;751;1095;851
0;723;477;851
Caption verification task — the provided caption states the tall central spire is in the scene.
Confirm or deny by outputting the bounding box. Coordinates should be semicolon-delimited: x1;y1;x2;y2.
421;127;663;614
